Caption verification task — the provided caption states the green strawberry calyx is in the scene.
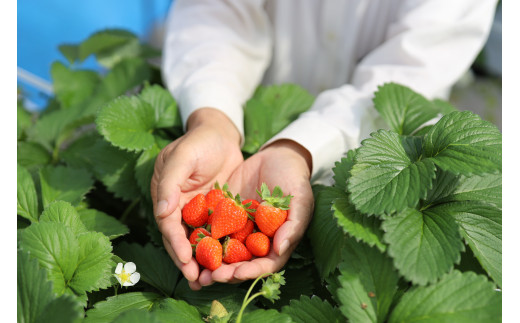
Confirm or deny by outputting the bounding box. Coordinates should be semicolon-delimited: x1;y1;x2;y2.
256;183;293;210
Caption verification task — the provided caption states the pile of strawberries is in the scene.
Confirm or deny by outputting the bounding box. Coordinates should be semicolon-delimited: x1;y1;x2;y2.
182;182;292;271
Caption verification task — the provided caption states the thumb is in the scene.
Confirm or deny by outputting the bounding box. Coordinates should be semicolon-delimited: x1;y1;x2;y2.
152;144;195;218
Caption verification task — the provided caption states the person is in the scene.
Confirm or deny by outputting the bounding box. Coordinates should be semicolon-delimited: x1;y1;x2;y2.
152;0;497;290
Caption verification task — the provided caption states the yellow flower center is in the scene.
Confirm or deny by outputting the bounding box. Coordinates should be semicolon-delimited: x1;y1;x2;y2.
118;269;131;284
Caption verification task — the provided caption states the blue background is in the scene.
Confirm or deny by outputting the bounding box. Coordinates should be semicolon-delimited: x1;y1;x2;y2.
17;0;173;110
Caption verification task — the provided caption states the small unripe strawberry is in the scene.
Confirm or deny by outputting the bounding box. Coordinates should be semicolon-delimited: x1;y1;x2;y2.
182;193;209;227
229;219;254;243
246;232;270;257
196;236;222;271
211;195;248;240
223;238;252;263
255;183;292;237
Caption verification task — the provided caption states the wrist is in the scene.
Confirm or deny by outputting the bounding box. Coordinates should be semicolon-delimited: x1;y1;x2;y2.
262;139;312;177
186;108;241;146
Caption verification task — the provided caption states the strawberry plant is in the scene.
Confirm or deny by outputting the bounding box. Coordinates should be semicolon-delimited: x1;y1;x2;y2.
17;28;501;322
308;83;502;322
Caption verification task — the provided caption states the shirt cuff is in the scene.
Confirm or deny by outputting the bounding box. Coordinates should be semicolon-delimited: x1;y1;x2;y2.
178;82;245;146
261;115;346;184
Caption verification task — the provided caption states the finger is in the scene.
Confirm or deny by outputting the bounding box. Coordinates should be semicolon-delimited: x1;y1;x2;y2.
198;269;216;287
153;145;195;218
157;210;193;264
200;264;243;285
211;263;241;283
162;236;200;281
272;193;313;256
233;249;292;281
188;280;202;291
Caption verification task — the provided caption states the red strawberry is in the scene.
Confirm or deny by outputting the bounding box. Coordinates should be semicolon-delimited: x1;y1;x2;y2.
206;182;228;212
245;232;270;257
223;238;252;263
211;194;249;240
182;193;209;227
229;219;254;243
195;236;222;271
242;199;260;218
189;227;211;246
255;183;293;237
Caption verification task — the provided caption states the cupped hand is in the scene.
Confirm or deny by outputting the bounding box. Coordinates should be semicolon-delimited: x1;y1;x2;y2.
196;139;314;287
151;108;243;290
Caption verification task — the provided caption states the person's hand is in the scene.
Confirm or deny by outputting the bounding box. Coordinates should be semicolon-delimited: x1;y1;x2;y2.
151;108;243;290
196;139;314;287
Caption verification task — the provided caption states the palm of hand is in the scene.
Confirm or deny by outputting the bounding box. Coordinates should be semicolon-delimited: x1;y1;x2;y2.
196;144;314;287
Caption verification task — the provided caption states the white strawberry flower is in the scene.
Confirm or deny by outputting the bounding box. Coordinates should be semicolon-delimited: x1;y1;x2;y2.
114;262;140;287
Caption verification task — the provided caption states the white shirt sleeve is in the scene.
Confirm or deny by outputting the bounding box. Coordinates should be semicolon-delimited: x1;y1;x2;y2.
161;0;271;143
264;0;497;183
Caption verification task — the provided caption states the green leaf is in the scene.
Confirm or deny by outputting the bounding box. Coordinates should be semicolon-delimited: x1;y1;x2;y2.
17;164;39;222
135;142;161;198
412;125;434;137
255;84;315;134
21;222;79;295
335;238;399;323
373;83;439;135
242;99;272;153
428;172;502;208
150;298;203;323
28;106;80;150
389;271;501;323
348;131;436;215
382;208;464;285
18;250;57;323
17;141;51;170
174;280;246;316
281;295;343;323
78;29;139;64
112;309;160;323
50;61;100;108
97;95;156;152
62;134;141;201
423;111;502;175
40;201;88;236
332;196;386;252
307;186;348;279
99;57;151;99
115;242;180;296
69;231;114;293
139;83;181;129
77;208;129;240
431;98;458;115
428;201;502;287
241;309;293;323
17;272;84;323
332;149;357;191
96;38;142;69
422;169;460;207
39;165;94;208
243;84;314;153
18;104;33;138
21;221;114;296
34;295;84;323
58;44;80;64
84;292;163;322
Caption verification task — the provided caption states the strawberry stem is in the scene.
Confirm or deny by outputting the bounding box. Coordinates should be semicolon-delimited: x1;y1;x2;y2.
235;273;271;323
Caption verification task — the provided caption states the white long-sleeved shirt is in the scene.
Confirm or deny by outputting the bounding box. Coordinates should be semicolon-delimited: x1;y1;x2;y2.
161;0;497;184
